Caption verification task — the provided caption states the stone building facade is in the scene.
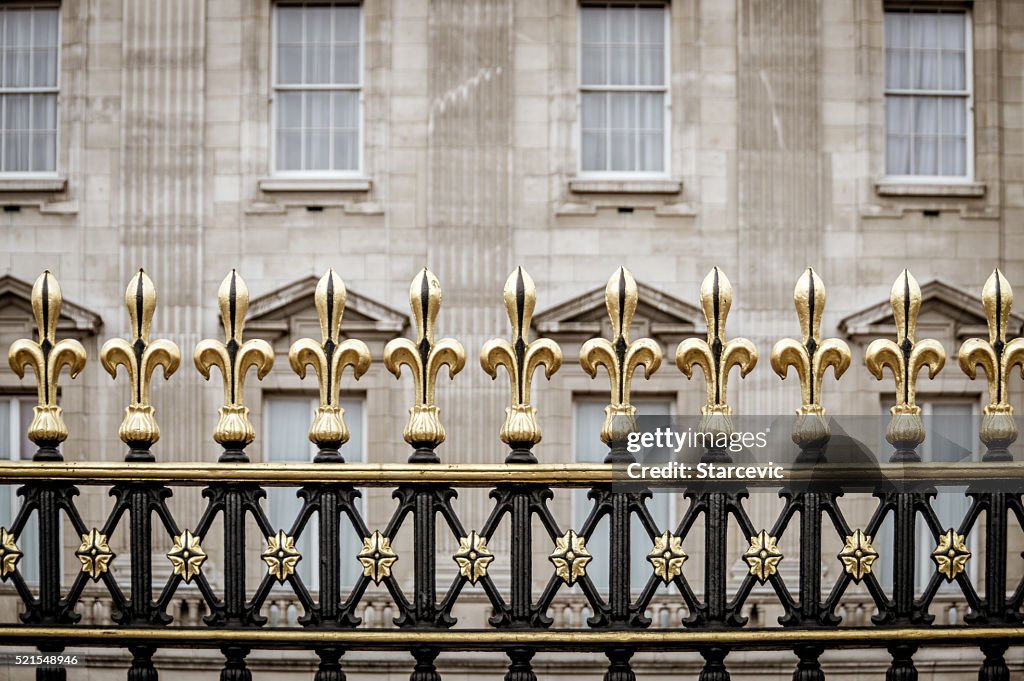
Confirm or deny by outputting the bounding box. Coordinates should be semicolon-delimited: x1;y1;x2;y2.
0;0;1021;679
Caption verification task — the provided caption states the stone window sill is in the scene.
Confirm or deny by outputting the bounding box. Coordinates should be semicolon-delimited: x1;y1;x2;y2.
258;176;372;193
568;177;682;195
875;180;986;198
0;176;67;192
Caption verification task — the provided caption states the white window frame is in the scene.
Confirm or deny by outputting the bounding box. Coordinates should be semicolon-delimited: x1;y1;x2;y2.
270;1;365;178
882;6;974;184
570;395;677;594
576;2;671;179
262;393;368;592
0;4;61;178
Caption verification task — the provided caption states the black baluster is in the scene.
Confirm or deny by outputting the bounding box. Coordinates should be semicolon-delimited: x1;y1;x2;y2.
604;647;635;681
698;647;730;681
315;647;347;681
791;645;824;681
885;643;917;681
978;642;1010;681
411;648;442;681
505;649;536;681
127;645;158;681
220;645;252;681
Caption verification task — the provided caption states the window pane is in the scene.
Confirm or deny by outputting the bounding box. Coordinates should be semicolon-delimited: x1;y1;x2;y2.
278;7;303;43
939;12;966;50
579;5;666;174
278;45;303;84
940;51;965;91
580;45;606;86
31;9;58;88
3;95;29;172
886;11;967;93
305;91;330;170
332;91;358;170
274;5;362;173
4;10;31;89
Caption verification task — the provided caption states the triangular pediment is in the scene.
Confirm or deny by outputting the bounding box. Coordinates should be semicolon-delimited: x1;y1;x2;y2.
0;275;102;339
534;280;704;345
247;275;408;349
838;279;1023;341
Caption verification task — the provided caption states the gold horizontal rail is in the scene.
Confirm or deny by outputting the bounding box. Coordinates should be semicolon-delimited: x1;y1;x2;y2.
0;462;1019;486
0;626;1019;650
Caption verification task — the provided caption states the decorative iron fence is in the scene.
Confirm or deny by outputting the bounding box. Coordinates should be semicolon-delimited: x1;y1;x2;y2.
0;265;1020;681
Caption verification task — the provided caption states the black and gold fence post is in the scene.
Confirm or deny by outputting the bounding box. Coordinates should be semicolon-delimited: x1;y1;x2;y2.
385;268;465;681
866;270;946;678
7;271;87;681
101;269;181;680
959;269;1024;681
579;267;662;679
772;268;851;680
195;270;275;681
677;267;757;681
290;268;371;681
482;266;561;681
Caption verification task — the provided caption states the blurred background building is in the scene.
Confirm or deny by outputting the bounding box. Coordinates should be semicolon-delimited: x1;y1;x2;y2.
0;0;1020;678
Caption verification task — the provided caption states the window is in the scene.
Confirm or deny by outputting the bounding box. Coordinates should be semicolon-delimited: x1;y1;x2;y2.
0;6;59;174
875;398;977;591
884;8;971;179
264;395;365;590
0;396;38;583
573;397;674;592
273;3;361;174
579;3;668;175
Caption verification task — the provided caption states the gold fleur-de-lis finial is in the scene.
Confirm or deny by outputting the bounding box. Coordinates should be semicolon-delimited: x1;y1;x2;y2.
676;268;757;444
771;268;851;451
194;270;275;458
383;269;466;459
289;270;371;461
8;271;87;455
579;267;662;456
958;269;1024;458
100;270;181;456
481;267;562;461
865;270;946;459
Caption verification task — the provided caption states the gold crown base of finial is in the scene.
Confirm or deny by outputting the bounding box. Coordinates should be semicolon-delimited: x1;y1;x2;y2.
600;405;638;446
886;406;925;458
28;405;69;448
213;405;256;449
698;407;734;435
308;405;351;450
118;404;161;450
979;406;1017;457
500;405;542;447
404;404;446;449
792;406;831;452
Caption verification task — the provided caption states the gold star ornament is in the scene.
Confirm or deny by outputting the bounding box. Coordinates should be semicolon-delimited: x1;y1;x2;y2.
167;530;206;583
648;531;687;584
453;531;494;585
0;528;21;579
837;529;878;583
549;530;591;586
743;530;783;583
76;529;114;580
932;529;970;581
262;530;301;583
357;531;397;584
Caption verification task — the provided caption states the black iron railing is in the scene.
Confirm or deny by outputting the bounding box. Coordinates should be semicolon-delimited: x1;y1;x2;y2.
0;265;1022;680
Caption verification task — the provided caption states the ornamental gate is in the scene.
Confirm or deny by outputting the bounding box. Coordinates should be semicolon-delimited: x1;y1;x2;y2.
0;265;1021;681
